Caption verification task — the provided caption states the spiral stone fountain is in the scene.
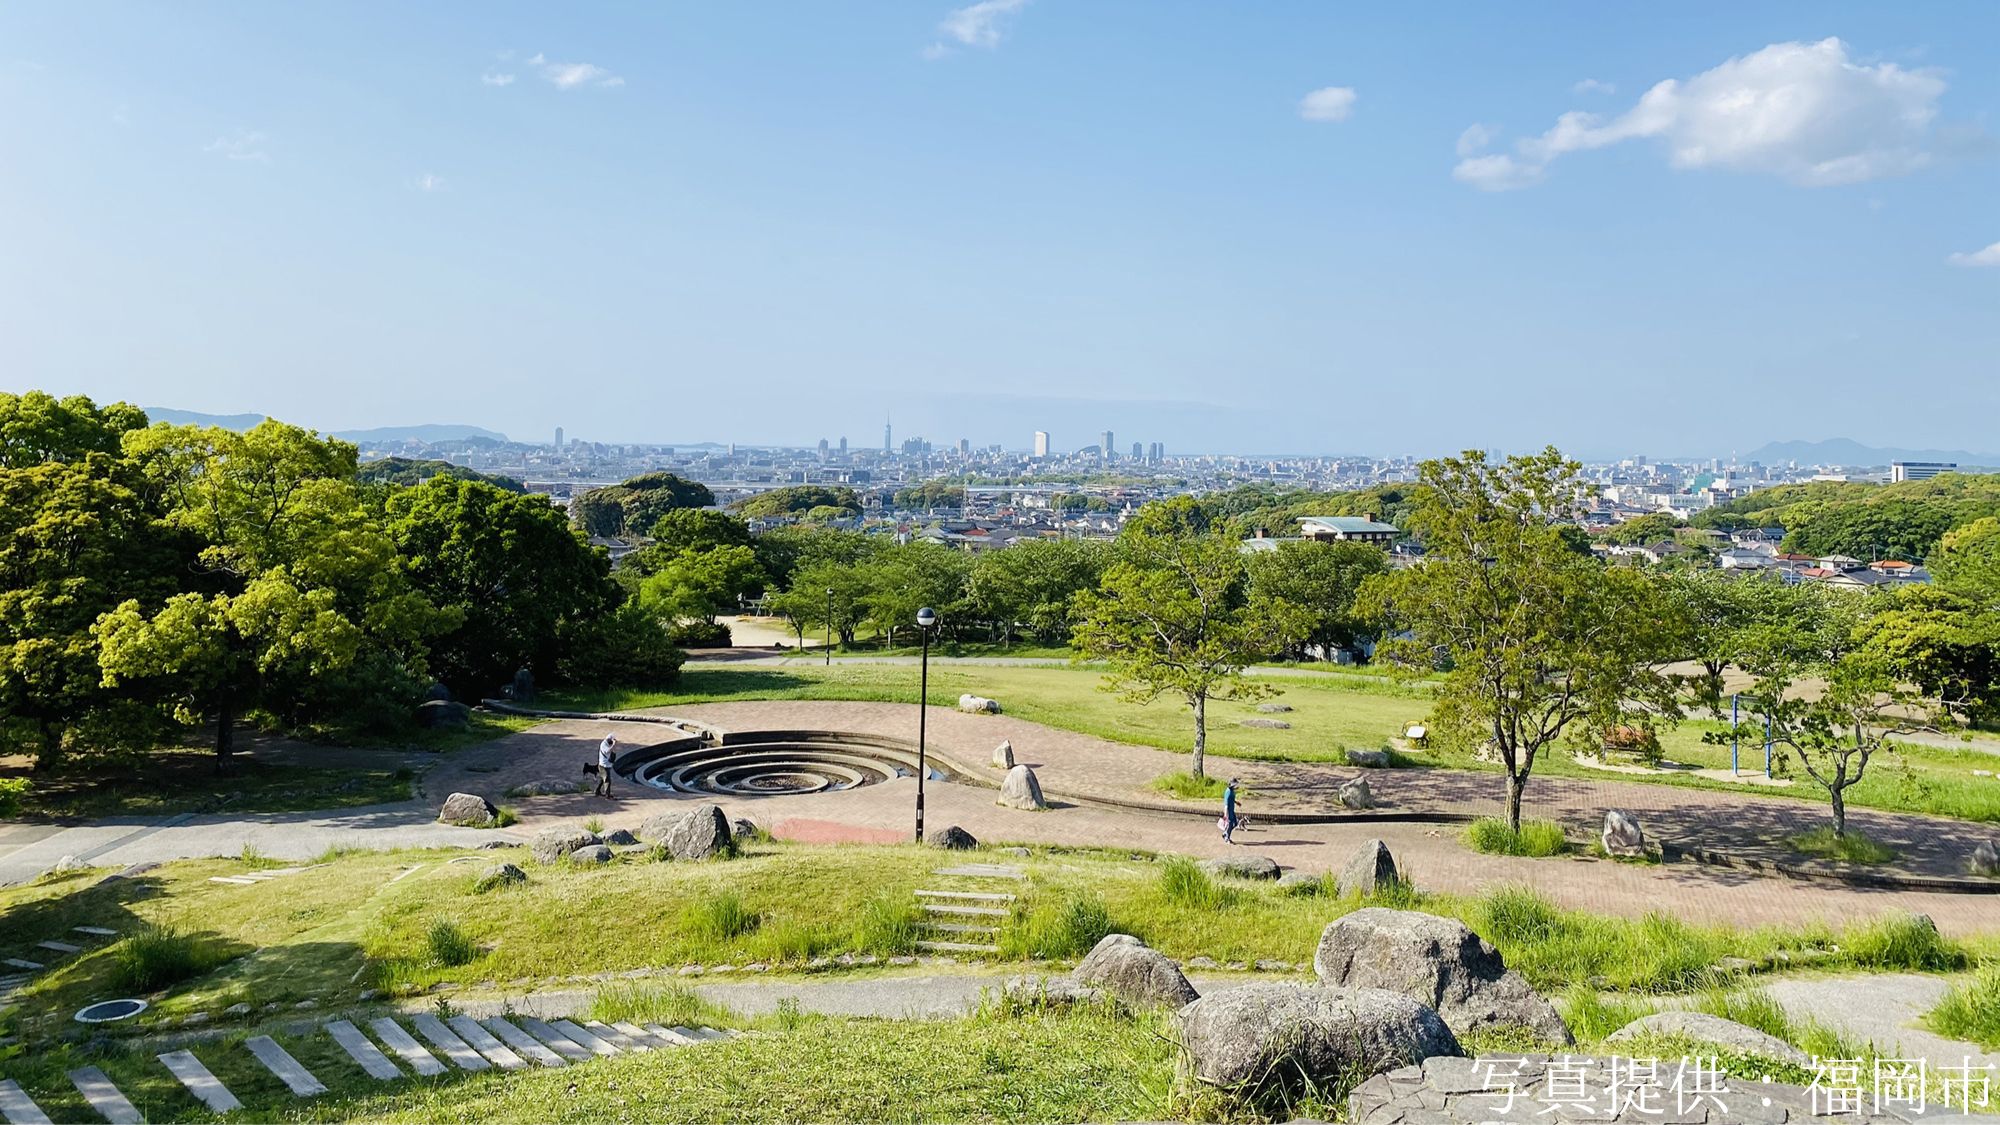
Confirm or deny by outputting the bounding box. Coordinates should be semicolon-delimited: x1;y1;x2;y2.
617;731;947;797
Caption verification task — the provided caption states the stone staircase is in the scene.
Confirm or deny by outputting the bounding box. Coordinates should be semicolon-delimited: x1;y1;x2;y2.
912;862;1024;955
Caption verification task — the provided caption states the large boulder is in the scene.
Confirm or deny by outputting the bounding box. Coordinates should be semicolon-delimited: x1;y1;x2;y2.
416;700;472;729
1601;809;1646;857
437;792;498;827
1971;839;1999;877
569;844;613;865
928;825;979;850
958;694;1001;714
1178;982;1460;1091
647;804;735;861
1313;908;1572;1045
997;764;1047;811
422;681;453;703
473;863;526;892
510;667;536;702
1338;777;1376;809
601;828;639;846
1346;748;1391;768
991;741;1015;769
529;826;601;865
1073;934;1199;1008
1336;839;1398;898
1202;854;1281;880
1606;1012;1810;1066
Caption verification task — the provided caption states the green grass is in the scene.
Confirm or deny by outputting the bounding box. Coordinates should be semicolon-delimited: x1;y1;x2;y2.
1844;912;1970;971
588;981;748;1029
1464;818;1570;857
852;896;925;955
1148;771;1228;800
8;750;415;820
1787;826;1900;864
1926;962;2000;1049
681;890;760;942
1001;892;1113;959
108;923;235;993
425;918;481;967
1157;855;1237;910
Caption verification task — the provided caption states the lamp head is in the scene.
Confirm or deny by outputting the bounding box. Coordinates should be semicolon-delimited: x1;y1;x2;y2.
916;606;937;629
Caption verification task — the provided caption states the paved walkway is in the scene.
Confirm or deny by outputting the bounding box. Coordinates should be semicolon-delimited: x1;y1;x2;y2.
1762;973;2000;1075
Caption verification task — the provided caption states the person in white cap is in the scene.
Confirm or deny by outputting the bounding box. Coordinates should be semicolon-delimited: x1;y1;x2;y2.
595;734;618;798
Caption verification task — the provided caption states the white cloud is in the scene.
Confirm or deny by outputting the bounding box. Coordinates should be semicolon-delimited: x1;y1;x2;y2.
523;52;623;90
1573;78;1617;95
1456;123;1496;157
481;71;515;86
1454;38;1952;191
1298;86;1357;123
204;130;269;162
415;173;446;192
1948;240;2000;267
933;0;1029;54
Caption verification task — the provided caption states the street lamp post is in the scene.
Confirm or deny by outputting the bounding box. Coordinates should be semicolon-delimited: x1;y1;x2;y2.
914;605;937;843
824;587;834;667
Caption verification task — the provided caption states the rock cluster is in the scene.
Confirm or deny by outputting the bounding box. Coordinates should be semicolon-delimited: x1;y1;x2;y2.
416;700;471;729
1313;908;1573;1044
997;764;1048;810
529;826;601;865
957;694;1001;714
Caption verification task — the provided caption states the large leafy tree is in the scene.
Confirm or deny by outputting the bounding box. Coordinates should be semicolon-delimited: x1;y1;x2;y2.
1362;448;1685;831
0;391;150;468
639;546;767;625
1245;539;1389;662
1662;570;1834;717
647;508;753;558
95;422;442;768
969;538;1110;644
767;559;872;649
386;478;621;698
1073;497;1308;779
862;543;972;646
1856;516;2000;725
569;473;715;537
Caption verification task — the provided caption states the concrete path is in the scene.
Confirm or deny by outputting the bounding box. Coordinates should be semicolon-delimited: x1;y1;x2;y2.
1762;973;2000;1074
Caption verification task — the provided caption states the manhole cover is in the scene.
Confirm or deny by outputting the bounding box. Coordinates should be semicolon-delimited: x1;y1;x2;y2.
74;998;148;1023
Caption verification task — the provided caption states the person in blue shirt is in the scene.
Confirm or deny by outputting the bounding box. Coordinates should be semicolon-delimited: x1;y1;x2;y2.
1221;779;1239;844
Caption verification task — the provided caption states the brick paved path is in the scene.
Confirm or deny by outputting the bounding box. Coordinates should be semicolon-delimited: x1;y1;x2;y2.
425;703;2000;938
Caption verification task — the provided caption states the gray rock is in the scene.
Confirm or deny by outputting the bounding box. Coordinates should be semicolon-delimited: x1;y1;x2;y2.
1203;854;1281;880
422;682;453;703
1257;704;1294;713
1187;956;1220;970
475;862;526;889
508;777;586;797
48;854;90;875
1277;871;1322;891
529;826;601;865
600;828;639;846
1606;1011;1810;1066
1601;809;1646;857
927;825;978;850
437;792;498;827
999;846;1031;857
1339;777;1376;809
1178;982;1460;1090
224;1003;253;1017
991;741;1015;768
1337;839;1399;898
1313;908;1572;1045
649;804;734;861
957;693;1001;714
510;667;536;703
569;845;613;865
998;764;1048;811
731;818;760;841
1971;839;1999;876
1240;718;1292;730
1073;934;1199;1008
1346;748;1391;768
1000;975;1110;1009
416;699;472;729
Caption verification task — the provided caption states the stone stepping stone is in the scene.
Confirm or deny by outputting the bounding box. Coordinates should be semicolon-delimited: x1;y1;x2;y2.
368;1018;446;1077
158;1050;242;1114
933;864;1025;879
914;889;1016;901
549;1019;620;1057
610;1021;663;1049
689;1026;730;1041
916;939;1000;954
479;1018;568;1067
920;903;1007;917
583;1020;648;1052
326;1019;403;1080
411;1013;490;1071
0;1079;52;1125
207;876;258;885
445;1016;526;1070
33;941;80;954
245;1035;327;1097
71;927;117;938
68;1066;141;1124
515;1017;594;1062
0;959;40;971
643;1024;699;1046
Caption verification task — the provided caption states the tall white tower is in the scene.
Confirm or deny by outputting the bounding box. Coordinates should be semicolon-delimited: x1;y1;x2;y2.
1033;431;1050;458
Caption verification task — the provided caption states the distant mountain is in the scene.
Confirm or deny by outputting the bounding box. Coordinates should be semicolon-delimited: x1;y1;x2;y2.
143;408;508;444
1744;438;2000;469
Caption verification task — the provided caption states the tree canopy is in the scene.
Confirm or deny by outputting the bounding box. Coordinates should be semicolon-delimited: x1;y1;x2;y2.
733;485;863;519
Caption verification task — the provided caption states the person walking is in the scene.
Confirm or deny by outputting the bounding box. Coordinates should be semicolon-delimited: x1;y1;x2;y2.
595;734;618;798
1221;778;1240;844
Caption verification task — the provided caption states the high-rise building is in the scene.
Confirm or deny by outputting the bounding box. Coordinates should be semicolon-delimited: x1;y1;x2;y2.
883;420;892;453
1149;441;1164;463
554;426;564;449
1033;431;1050;458
1892;461;1957;482
957;437;970;455
1100;430;1114;459
817;438;830;461
838;436;847;455
1131;441;1144;461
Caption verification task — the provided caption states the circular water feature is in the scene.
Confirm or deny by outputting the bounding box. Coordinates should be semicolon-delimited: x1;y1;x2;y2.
75;998;148;1024
622;733;947;796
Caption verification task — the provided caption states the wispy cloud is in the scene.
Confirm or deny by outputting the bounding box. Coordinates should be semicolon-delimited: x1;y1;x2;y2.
1456;123;1496;157
1947;240;2000;267
926;0;1029;58
415;173;446;192
481;71;515;86
527;52;623;89
1455;38;1954;191
1298;86;1357;123
204;130;269;162
1572;78;1616;95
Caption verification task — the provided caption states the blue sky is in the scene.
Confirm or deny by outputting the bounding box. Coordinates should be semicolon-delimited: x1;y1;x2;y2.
2;2;1995;458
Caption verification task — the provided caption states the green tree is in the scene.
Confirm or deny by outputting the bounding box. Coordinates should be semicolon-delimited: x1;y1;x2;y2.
1246;539;1389;662
568;487;631;537
569;473;715;537
753;525;874;591
647;508;753;557
386;478;621;697
1072;497;1309;779
0;391;150;468
1663;571;1832;717
968;538;1109;644
639;546;767;625
356;457;525;493
767;560;872;648
732;485;862;519
1600;512;1684;546
862;543;972;646
1361;449;1685;832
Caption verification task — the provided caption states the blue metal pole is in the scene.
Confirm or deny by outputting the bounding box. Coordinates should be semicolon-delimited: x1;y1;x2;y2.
1730;693;1739;775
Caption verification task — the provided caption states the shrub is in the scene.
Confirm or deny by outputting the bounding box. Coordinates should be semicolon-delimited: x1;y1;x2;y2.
1926;962;2000;1049
853;897;924;955
667;620;733;648
426;918;480;967
1844;913;1968;972
1001;893;1112;960
556;604;685;690
583;815;605;835
110;924;231;992
1464;818;1568;857
1787;827;1897;864
1148;772;1227;801
752;920;837;964
492;806;520;828
0;778;29;818
1158;856;1235;909
683;891;759;943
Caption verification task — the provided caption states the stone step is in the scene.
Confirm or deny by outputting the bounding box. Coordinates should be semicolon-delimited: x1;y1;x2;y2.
246;1035;327;1097
515;1017;595;1062
326;1019;403;1080
158;1049;243;1114
0;1079;52;1125
682;1026;728;1041
916;940;1000;954
583;1020;647;1052
920;904;1007;917
913;889;1016;902
368;1018;447;1077
33;941;80;954
933;864;1025;879
609;1022;664;1050
479;1017;568;1067
67;1068;141;1125
0;959;40;971
411;1013;491;1071
927;923;1001;936
638;1024;695;1046
208;876;258;885
549;1019;620;1057
71;927;117;938
446;1016;527;1070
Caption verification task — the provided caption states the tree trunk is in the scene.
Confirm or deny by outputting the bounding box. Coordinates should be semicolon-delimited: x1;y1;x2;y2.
1504;769;1524;834
1191;692;1207;780
1829;787;1846;839
33;718;61;774
214;684;237;775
